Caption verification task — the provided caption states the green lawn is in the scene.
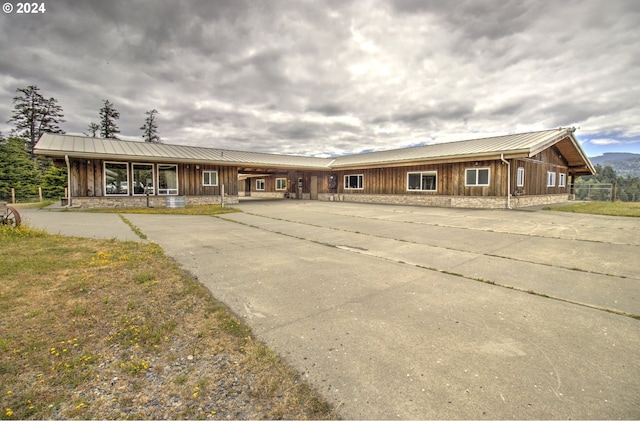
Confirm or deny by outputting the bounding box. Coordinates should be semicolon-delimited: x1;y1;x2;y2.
544;201;640;217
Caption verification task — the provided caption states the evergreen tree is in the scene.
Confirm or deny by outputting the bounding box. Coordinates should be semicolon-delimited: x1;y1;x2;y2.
99;100;120;139
8;85;65;156
0;135;41;201
41;165;67;199
599;165;617;183
140;109;161;143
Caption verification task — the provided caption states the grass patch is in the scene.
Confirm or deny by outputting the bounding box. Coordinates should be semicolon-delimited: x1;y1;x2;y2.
118;214;147;239
8;200;56;210
78;204;241;216
543;201;640;217
0;224;335;420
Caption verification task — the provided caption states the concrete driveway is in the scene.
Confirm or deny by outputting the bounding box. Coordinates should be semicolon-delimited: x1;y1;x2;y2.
21;201;640;419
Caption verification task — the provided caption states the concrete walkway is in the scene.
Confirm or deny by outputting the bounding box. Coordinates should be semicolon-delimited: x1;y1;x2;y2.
19;202;640;419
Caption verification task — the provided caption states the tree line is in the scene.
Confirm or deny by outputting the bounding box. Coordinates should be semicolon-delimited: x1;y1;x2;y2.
1;84;162;202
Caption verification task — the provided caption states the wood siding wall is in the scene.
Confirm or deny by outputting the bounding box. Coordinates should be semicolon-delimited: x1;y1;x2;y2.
69;158;238;197
181;164;238;196
512;146;570;196
246;161;510;197
68;146;569;200
329;161;507;197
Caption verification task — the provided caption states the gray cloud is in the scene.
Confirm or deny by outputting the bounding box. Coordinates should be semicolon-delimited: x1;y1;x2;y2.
1;0;639;156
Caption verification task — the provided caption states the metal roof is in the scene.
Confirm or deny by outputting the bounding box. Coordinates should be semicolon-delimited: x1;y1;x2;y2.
332;128;581;167
34;134;331;169
34;128;594;174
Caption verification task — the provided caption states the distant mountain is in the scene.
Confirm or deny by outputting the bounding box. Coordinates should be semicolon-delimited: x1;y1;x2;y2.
589;153;640;178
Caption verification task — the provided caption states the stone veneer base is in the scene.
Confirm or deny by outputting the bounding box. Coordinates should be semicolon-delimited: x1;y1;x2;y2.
318;193;569;209
67;195;238;209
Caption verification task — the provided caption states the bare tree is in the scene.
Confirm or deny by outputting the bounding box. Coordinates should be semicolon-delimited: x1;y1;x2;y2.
85;122;100;137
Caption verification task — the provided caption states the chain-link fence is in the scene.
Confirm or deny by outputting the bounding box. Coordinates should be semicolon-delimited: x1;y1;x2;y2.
571;183;640;202
572;183;613;201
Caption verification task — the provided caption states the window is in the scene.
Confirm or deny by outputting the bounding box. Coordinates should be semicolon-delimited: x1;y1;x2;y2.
203;171;218;186
158;164;178;195
344;174;364;189
547;171;557;187
132;163;154;195
558;173;566;187
256;179;265;190
465;168;490;186
517;167;525;187
104;162;129;196
276;178;287;190
407;171;437;191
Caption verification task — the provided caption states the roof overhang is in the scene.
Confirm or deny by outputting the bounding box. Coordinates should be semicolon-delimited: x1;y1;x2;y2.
528;131;595;176
41;149;229;165
330;150;533;170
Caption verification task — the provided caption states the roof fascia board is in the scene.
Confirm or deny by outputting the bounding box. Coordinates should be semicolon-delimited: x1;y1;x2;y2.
569;134;596;174
35;149;228;166
331;151;531;170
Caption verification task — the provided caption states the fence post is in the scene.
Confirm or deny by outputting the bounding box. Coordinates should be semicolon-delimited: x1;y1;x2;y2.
611;181;617;202
11;188;15;204
39;186;43;202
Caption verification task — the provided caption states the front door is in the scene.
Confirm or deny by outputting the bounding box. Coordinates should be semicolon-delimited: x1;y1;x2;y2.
245;178;251;197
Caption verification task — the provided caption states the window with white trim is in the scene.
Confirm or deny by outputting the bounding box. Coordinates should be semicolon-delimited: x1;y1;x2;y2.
104;162;129;196
158;164;178;195
547;171;557;187
256;179;265;190
276;178;287;190
344;174;364;189
517;167;525;187
465;168;490;186
203;171;218;186
558;173;566;187
407;171;437;191
132;163;154;195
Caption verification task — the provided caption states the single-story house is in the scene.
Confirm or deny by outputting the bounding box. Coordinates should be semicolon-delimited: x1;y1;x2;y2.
34;127;595;209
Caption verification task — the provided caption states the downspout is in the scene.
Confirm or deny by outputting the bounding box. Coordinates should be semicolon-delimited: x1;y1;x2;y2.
500;154;512;209
65;155;72;207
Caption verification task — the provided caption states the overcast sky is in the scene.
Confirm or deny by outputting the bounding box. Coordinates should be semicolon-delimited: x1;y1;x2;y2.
1;0;639;158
